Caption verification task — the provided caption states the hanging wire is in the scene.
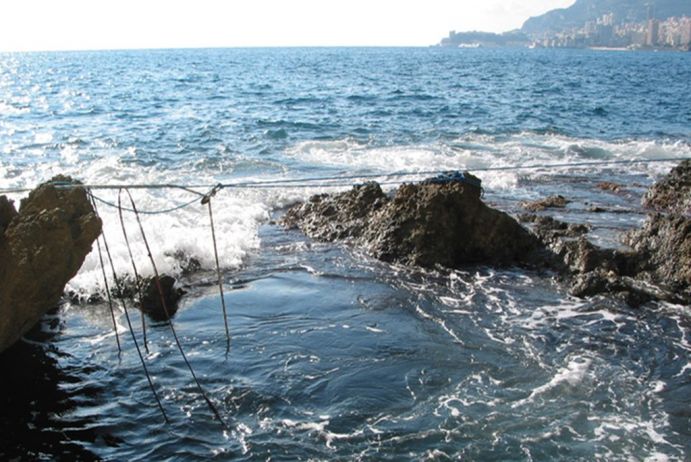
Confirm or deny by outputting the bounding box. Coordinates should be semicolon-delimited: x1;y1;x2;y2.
92;227;122;355
89;193;169;424
201;185;231;350
117;189;149;354
1;156;688;196
121;188;229;430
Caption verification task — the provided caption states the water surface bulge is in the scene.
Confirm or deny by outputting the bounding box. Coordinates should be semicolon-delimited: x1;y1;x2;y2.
1;48;690;460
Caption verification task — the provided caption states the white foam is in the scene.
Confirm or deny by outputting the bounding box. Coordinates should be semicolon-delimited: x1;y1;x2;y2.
285;133;690;195
513;356;592;408
0;154;288;294
3;131;689;294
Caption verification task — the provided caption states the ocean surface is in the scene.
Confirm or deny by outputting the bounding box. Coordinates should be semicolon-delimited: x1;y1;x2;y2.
1;47;690;460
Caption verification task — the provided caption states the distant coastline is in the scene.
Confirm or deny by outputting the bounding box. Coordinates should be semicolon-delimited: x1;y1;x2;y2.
439;0;691;52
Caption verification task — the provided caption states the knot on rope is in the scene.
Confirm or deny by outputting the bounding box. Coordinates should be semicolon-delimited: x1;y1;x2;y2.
201;183;223;205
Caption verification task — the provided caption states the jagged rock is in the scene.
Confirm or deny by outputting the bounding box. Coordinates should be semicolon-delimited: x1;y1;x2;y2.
642;159;690;214
0;176;101;353
283;182;388;242
521;194;570;212
284;178;544;269
624;213;690;302
0;197;18;236
618;160;691;303
139;275;185;321
363;182;543;267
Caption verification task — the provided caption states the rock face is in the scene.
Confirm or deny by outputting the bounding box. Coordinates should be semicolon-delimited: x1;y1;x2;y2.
522;160;691;306
0;177;101;353
283;178;544;269
642;159;690;214
622;160;691;302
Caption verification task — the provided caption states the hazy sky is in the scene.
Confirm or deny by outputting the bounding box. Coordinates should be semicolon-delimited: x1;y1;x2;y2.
0;1;575;52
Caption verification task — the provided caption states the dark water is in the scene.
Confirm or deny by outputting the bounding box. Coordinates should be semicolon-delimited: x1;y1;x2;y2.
1;48;690;460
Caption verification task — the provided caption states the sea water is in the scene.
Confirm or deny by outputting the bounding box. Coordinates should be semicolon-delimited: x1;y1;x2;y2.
0;47;689;460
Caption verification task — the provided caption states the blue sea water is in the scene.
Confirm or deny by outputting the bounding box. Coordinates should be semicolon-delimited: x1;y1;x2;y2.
1;47;690;460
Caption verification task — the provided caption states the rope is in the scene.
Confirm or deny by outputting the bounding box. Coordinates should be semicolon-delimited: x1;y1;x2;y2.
0;156;687;195
202;187;231;349
122;188;229;430
93;225;122;355
90;193;169;424
117;189;149;354
91;192;201;215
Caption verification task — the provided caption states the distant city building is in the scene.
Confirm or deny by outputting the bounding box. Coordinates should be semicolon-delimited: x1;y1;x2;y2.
525;14;691;50
440;11;691;51
646;19;659;46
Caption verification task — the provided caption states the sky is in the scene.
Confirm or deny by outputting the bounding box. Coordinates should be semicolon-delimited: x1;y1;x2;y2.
0;1;575;52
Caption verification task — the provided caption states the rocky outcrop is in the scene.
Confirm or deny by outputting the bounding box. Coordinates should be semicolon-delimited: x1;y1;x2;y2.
283;177;545;269
0;177;101;353
621;159;691;303
519;213;646;304
284;162;690;307
642;159;690;214
522;161;691;306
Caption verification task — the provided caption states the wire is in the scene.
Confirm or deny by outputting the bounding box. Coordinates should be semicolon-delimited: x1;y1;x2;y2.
1;156;687;196
122;188;229;430
90;192;201;215
89;192;170;424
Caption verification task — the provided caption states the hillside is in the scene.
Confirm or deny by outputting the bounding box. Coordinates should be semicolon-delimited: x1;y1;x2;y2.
522;0;691;35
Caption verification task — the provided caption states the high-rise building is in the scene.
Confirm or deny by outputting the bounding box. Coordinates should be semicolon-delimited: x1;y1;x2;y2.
683;18;691;46
646;19;659;46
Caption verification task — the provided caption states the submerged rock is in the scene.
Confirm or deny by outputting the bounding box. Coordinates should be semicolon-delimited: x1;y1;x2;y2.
596;181;625;194
283;176;545;269
139;275;185;321
0;176;102;353
521;194;570;212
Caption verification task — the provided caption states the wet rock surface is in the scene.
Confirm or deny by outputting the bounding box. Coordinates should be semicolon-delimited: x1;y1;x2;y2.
521;194;570;212
139;275;185;321
0;176;101;353
285;162;690;307
625;160;690;303
283;178;545;269
524;161;691;306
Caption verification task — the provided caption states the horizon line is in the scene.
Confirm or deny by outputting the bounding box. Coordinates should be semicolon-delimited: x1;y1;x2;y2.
0;44;446;54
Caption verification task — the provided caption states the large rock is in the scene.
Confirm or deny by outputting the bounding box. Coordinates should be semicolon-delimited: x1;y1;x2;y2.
642;159;690;214
283;177;544;269
0;176;101;353
623;160;691;303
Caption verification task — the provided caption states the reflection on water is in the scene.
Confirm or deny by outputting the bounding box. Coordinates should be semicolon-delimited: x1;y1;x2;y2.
2;224;688;460
0;312;110;460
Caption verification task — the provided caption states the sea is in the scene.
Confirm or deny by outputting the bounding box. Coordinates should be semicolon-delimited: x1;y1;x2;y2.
0;47;690;461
